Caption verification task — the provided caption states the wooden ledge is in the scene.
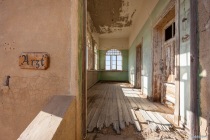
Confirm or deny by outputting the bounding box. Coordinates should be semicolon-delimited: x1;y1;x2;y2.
18;95;76;140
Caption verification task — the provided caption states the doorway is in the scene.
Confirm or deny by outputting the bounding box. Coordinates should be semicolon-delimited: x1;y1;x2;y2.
135;43;142;89
152;1;178;112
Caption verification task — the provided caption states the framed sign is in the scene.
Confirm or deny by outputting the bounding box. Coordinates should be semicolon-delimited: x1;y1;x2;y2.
19;52;49;70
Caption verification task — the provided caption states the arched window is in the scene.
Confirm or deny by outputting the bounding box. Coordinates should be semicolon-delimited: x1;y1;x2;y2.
105;49;122;70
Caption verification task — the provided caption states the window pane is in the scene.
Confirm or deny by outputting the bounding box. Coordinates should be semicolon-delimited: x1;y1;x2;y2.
106;66;110;70
106;60;110;65
112;56;116;61
112;61;116;65
165;24;173;41
117;61;122;65
117;56;122;61
106;56;110;61
117;66;122;70
112;65;116;69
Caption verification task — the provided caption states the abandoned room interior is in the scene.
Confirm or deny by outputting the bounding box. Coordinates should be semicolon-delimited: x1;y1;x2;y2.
0;0;210;140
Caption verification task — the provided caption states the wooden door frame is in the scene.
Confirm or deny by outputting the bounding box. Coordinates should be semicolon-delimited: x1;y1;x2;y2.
82;0;87;138
152;0;180;125
135;41;143;89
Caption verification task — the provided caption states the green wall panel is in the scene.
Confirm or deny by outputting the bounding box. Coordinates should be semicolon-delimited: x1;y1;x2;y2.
99;50;128;81
128;0;170;96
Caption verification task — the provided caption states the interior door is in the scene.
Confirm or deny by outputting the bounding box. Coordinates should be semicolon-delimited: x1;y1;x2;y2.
161;39;176;109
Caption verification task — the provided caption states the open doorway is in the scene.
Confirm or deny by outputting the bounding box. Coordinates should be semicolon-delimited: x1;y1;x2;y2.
152;0;180;124
135;42;142;89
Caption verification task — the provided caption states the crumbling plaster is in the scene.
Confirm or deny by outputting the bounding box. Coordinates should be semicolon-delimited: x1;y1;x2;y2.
87;0;159;40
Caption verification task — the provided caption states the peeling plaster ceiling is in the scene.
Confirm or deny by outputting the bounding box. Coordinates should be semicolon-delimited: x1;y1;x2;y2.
87;0;158;39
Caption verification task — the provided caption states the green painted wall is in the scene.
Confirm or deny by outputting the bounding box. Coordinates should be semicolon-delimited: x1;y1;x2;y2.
129;0;191;126
99;50;128;81
129;0;170;96
99;71;128;81
179;0;190;126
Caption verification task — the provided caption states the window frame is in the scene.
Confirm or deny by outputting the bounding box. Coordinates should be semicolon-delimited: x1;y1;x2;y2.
163;19;176;43
105;49;123;71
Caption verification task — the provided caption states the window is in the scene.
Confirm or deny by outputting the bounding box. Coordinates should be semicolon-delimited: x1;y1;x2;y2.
165;22;175;41
105;49;122;70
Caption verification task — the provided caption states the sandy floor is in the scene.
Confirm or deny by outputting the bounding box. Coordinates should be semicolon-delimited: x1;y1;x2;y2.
87;125;188;140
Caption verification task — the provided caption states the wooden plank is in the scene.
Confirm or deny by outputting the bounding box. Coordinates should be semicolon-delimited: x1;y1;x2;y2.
116;86;125;130
87;90;102;126
139;97;159;111
97;85;111;130
105;85;112;127
87;90;101;115
139;109;152;122
123;92;135;125
124;90;139;109
87;90;98;108
131;109;141;131
87;90;107;132
139;109;158;131
103;84;111;128
153;112;172;127
113;122;120;134
129;91;142;109
118;86;133;125
153;102;173;114
112;85;120;134
146;111;166;131
135;110;147;124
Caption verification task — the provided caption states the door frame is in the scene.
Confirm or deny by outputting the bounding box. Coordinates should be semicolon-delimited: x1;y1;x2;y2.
152;0;180;125
82;0;87;138
135;41;143;89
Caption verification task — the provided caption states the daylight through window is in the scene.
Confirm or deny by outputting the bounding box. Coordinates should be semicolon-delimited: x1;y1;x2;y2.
105;49;122;70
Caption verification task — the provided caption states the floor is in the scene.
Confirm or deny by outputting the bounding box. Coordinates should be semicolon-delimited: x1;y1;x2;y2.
87;82;188;140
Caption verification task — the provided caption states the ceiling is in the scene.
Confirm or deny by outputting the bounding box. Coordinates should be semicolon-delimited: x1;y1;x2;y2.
87;0;158;39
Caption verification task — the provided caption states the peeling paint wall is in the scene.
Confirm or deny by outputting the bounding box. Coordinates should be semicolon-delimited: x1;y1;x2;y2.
128;0;191;127
0;0;81;139
87;0;135;35
198;0;210;138
128;0;170;96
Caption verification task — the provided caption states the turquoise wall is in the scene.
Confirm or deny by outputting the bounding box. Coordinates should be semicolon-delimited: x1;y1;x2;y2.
99;50;128;81
179;0;190;125
99;71;128;81
129;0;170;96
129;0;191;126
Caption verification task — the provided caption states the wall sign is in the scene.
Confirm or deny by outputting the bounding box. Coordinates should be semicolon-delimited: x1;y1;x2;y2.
19;52;49;70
